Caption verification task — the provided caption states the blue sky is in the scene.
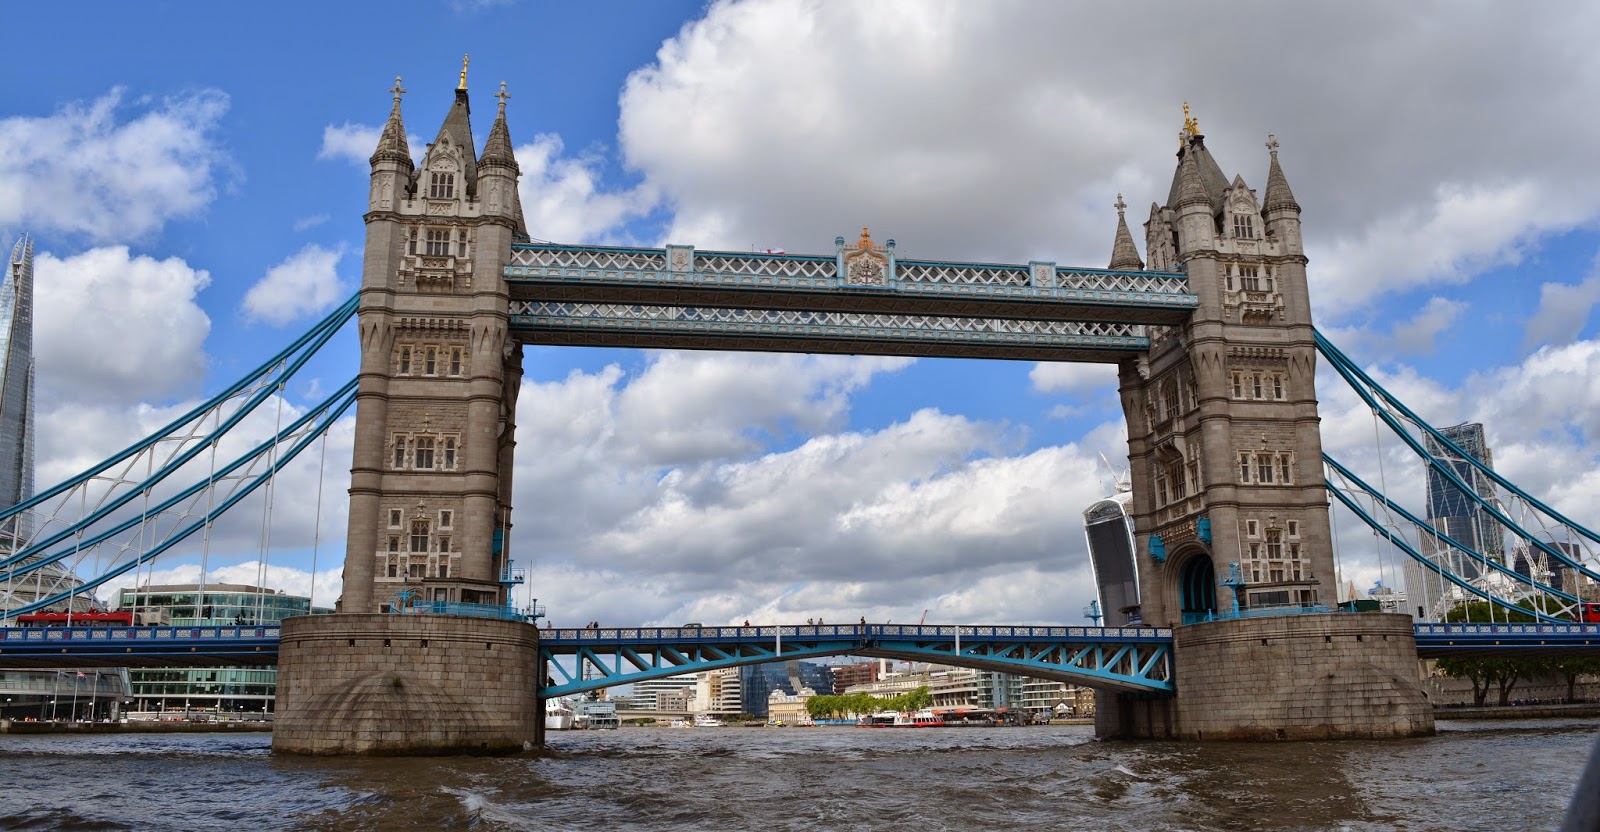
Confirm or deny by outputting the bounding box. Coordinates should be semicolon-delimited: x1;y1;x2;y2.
4;1;1600;626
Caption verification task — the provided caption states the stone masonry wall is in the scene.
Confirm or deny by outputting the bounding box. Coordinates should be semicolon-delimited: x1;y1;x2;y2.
273;614;543;755
1172;612;1433;740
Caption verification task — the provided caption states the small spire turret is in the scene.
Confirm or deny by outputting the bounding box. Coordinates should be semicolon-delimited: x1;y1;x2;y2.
370;75;413;169
480;81;518;169
1262;133;1300;214
1108;193;1144;271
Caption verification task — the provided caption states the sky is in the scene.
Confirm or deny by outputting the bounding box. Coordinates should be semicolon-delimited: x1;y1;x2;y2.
3;0;1600;628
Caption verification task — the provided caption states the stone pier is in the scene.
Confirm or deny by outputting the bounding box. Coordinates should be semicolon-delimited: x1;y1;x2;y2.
1096;613;1435;741
273;614;544;755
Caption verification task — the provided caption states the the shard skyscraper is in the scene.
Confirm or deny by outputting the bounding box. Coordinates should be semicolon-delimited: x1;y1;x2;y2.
0;235;36;526
0;234;89;616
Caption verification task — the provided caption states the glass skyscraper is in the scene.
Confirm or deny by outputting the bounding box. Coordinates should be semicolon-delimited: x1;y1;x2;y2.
1424;423;1503;569
0;235;35;536
1405;422;1502;619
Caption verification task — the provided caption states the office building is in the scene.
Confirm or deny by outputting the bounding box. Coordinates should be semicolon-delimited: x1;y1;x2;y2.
116;583;328;715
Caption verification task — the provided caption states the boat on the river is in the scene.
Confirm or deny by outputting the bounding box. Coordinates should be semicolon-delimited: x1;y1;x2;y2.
856;711;896;728
545;701;576;731
892;709;945;728
693;714;725;728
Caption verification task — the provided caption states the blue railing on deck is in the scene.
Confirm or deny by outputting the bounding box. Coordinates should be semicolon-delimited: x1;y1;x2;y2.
540;623;1174;643
1182;604;1333;625
395;600;528;622
0;625;279;642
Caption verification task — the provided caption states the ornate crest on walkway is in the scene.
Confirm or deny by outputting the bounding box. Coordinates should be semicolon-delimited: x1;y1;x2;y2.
841;227;891;287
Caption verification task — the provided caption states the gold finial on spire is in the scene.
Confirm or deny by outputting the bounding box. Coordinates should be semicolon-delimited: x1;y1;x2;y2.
858;226;875;250
1183;102;1199;137
495;80;510;111
458;54;470;90
390;75;407;103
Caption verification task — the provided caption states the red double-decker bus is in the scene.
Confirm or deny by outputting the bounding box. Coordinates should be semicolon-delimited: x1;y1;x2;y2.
1580;603;1600;624
12;611;135;627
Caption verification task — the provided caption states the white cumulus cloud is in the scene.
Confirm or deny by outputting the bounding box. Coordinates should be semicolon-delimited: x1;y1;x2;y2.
242;243;347;325
33;246;212;404
0;88;230;242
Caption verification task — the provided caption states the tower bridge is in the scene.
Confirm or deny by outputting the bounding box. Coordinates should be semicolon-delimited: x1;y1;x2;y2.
6;65;1598;755
267;69;1431;754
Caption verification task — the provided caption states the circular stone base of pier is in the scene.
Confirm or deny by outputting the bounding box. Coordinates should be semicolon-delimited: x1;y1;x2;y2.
272;613;543;756
1097;612;1435;741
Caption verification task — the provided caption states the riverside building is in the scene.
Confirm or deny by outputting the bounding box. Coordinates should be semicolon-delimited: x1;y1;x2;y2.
116;583;328;716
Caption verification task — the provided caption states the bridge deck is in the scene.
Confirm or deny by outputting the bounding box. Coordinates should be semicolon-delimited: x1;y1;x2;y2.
504;244;1199;362
3;620;1593;670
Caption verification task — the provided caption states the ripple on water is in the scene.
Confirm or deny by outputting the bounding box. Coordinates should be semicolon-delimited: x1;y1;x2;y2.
0;721;1592;831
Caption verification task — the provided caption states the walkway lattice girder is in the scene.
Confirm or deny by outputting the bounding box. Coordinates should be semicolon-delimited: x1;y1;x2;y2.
505;244;1197;327
539;623;1176;698
510;303;1151;363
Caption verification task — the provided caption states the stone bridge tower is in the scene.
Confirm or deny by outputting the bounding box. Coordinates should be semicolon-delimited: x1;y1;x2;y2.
1099;114;1432;741
275;67;543;756
1117;122;1331;627
340;69;526;614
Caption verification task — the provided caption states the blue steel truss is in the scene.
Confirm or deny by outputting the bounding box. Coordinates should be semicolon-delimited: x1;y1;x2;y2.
509;302;1150;360
504;242;1200;362
1413;623;1600;657
0;624;281;667
10;619;1599;673
1317;330;1600;588
539;623;1175;697
505;244;1197;324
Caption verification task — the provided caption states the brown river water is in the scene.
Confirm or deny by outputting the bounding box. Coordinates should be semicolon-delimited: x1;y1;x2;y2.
0;719;1595;831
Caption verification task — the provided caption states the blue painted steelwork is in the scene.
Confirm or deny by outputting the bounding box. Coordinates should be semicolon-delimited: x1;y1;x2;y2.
0;624;280;666
1414;622;1600;657
1325;481;1560;622
8;621;1596;672
505;244;1197;314
538;623;1176;697
1325;454;1577;618
1148;535;1166;563
1;382;358;616
395;600;529;622
0;296;356;537
1317;330;1600;587
509;302;1150;356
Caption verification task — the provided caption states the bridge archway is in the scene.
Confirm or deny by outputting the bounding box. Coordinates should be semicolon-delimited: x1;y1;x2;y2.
1177;552;1216;624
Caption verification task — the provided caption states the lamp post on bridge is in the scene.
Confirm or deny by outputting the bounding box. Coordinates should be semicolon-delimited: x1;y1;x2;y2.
1083;600;1103;626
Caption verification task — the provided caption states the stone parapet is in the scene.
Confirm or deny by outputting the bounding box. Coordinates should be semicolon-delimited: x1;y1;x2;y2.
273;613;543;755
1097;612;1434;741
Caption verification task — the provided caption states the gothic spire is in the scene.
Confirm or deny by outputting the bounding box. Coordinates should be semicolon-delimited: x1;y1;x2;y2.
480;81;518;170
1175;139;1209;210
1262;133;1300;213
1108;193;1144;270
370;76;413;168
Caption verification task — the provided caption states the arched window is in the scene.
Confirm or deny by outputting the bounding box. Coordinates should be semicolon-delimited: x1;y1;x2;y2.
409;519;430;553
429;172;455;199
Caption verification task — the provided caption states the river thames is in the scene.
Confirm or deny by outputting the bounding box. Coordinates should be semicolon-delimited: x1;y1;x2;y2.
0;719;1594;830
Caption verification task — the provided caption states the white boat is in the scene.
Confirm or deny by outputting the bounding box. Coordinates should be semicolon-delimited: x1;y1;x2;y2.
892;709;945;728
545;701;576;731
692;714;725;728
669;718;691;728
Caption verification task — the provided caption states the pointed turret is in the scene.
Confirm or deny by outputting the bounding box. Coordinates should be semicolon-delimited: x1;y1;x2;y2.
473;81;526;238
480;82;518;170
1175;141;1209;210
1262;133;1300;214
426;55;479;198
1108;194;1144;271
370;76;414;169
